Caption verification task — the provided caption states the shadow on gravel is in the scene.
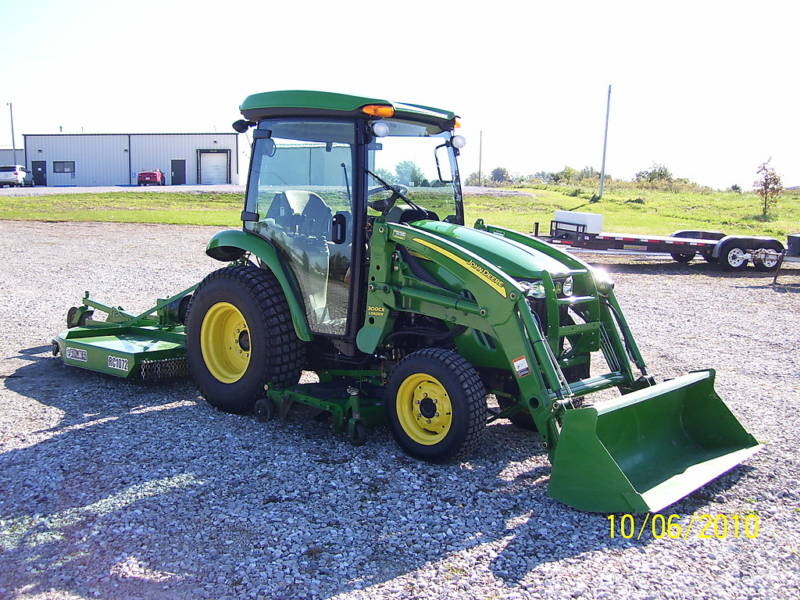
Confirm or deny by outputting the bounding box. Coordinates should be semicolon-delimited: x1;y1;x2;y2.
735;282;800;294
484;465;753;586
0;347;761;599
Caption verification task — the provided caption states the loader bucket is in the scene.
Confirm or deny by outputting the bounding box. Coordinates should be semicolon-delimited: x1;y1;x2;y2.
549;370;761;513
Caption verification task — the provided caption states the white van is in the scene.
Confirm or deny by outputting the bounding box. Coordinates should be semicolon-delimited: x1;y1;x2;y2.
0;165;34;187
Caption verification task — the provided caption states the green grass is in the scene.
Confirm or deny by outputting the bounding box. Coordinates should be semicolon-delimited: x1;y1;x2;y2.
1;187;797;239
0;192;245;227
467;186;800;239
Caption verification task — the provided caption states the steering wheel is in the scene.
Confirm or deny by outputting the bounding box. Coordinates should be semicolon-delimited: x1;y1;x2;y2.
367;184;409;212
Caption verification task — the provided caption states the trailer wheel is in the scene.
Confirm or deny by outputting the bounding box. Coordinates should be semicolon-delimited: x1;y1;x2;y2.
670;252;695;263
186;265;304;414
753;248;781;272
387;348;486;462
720;243;749;270
701;251;718;264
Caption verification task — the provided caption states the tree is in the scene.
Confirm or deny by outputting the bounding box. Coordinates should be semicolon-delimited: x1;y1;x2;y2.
465;172;481;186
374;168;397;184
635;163;672;183
490;167;510;183
552;166;577;184
577;166;600;180
753;159;783;218
395;161;425;186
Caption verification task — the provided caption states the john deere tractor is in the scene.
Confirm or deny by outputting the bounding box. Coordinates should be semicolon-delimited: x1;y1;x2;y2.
54;90;761;513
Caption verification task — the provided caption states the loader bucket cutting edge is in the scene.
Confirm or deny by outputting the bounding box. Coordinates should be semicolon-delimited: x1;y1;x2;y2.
548;370;761;513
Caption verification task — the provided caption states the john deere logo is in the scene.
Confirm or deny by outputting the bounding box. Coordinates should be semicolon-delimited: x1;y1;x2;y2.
367;305;385;317
467;260;505;291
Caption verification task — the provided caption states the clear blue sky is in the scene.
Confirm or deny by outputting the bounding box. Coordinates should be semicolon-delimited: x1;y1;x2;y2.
1;0;797;189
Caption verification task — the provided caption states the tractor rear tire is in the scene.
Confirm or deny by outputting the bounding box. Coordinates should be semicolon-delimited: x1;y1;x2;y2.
386;348;486;462
186;265;304;414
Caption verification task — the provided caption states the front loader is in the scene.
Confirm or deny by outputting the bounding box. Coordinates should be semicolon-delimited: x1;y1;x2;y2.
53;90;760;513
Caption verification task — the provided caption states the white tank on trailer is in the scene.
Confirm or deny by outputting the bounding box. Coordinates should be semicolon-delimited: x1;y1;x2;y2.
553;210;604;235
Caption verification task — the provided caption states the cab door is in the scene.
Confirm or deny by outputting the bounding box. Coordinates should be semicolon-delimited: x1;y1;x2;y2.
243;119;357;338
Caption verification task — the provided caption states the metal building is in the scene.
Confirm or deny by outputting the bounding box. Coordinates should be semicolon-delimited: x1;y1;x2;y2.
22;133;246;187
0;149;25;166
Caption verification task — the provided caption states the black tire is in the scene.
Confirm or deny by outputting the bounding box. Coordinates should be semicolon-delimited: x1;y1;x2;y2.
752;248;781;272
498;362;589;431
701;251;718;264
386;348;486;462
186;265;304;414
670;252;695;263
719;242;749;270
497;395;537;431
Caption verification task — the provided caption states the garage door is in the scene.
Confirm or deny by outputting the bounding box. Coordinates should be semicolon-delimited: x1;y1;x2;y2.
200;152;228;184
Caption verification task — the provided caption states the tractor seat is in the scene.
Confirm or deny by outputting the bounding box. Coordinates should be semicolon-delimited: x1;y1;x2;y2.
265;190;332;238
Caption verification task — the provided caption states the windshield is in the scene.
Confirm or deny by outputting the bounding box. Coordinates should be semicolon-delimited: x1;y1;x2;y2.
0;166;17;172
368;120;463;224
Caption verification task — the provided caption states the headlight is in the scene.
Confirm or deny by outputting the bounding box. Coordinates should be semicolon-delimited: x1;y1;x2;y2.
562;275;574;297
371;121;389;137
518;280;546;299
592;268;615;294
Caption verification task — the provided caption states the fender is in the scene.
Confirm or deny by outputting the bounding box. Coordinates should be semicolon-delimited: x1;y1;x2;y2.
712;235;784;258
206;229;312;341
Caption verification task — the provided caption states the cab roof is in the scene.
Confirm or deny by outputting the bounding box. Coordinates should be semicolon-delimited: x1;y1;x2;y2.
240;90;457;130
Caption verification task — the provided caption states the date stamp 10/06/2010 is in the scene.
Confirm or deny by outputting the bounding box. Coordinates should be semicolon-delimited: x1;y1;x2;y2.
608;513;760;540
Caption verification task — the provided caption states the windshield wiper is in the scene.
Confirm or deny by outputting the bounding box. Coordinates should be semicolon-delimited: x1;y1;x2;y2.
366;168;424;213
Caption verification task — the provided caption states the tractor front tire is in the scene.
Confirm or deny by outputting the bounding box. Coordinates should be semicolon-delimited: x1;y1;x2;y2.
386;348;486;462
186;265;304;414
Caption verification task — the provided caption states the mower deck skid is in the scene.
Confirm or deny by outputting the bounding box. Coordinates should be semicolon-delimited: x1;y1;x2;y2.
549;370;761;513
54;325;187;379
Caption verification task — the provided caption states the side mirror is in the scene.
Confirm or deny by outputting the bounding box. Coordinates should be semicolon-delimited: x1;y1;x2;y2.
332;213;347;244
232;119;255;133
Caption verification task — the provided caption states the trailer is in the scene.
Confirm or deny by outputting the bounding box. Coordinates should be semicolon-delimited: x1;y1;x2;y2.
535;210;784;271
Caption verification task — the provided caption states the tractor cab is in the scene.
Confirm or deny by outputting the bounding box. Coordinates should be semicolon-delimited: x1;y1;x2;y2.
236;91;465;340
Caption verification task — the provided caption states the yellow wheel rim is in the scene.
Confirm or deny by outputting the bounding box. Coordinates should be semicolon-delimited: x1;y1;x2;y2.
200;302;251;383
395;373;453;445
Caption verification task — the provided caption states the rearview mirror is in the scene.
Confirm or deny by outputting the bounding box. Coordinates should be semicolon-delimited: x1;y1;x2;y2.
434;143;453;183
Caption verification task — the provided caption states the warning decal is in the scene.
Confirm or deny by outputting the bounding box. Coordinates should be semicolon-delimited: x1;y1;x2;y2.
512;355;530;377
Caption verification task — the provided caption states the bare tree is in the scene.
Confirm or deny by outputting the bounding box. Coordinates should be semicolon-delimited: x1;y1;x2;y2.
753;159;783;218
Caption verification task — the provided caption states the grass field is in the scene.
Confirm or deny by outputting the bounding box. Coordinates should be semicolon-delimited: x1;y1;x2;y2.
1;187;797;238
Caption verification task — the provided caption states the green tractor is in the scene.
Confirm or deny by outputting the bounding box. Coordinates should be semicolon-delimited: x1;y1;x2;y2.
53;90;761;513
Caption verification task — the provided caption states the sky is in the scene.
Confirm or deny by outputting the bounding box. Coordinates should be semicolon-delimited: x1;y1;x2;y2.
0;0;798;189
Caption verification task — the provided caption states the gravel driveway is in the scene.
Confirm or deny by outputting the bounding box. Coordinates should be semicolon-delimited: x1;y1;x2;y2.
1;221;798;600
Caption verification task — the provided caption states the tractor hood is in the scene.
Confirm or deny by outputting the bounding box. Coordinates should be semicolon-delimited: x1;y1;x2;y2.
411;221;573;279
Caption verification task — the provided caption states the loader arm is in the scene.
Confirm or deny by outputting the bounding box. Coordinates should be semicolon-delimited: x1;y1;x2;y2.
358;219;573;449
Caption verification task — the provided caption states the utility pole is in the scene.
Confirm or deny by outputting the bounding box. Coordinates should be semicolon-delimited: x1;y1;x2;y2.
598;85;611;199
6;103;15;162
478;130;483;186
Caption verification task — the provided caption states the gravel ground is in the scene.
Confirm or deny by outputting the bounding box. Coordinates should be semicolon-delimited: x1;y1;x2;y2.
0;221;798;600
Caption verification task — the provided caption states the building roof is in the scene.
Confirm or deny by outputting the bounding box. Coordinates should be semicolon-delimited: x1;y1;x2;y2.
23;132;237;137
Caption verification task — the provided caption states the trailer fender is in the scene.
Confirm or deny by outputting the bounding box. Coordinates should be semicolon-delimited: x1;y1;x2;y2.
206;229;312;341
712;235;784;258
670;229;725;241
